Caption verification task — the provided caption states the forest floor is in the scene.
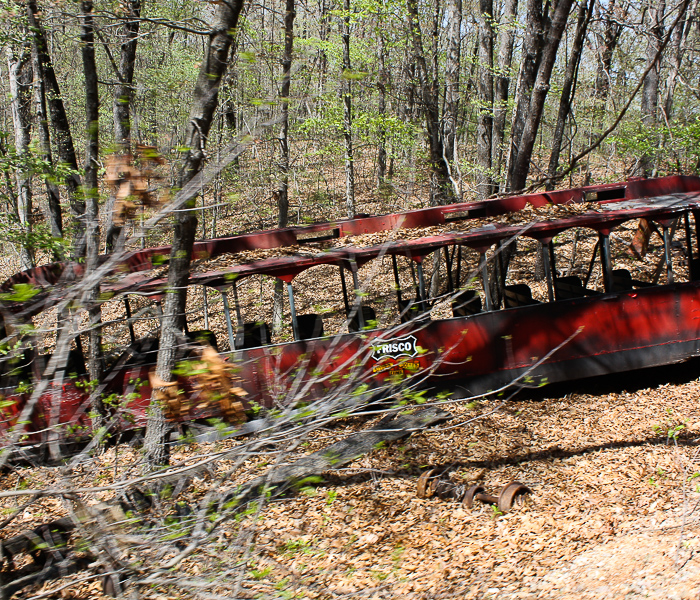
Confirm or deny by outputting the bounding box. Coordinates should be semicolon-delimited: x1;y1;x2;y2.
5;361;700;599
4;181;700;598
223;364;700;600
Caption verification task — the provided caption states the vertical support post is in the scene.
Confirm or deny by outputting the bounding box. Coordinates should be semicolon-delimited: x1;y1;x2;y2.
286;281;300;340
123;296;136;344
599;233;613;292
391;254;403;306
202;286;210;331
415;261;426;304
455;244;462;289
663;226;674;284
350;264;365;330
339;266;350;314
548;241;557;279
408;256;418;299
479;252;493;311
495;240;505;291
221;291;236;351
443;246;454;293
583;240;600;288
543;242;554;302
231;282;244;329
685;213;696;280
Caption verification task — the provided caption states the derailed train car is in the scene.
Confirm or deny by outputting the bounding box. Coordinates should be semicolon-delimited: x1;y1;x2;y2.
2;174;700;451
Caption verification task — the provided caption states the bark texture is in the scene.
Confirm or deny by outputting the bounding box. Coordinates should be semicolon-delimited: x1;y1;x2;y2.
492;0;518;190
30;37;63;245
406;0;453;205
594;0;627;101
505;0;545;192
443;0;462;168
106;0;141;252
80;0;105;409
476;0;494;199
26;0;85;257
546;0;595;188
146;0;246;468
342;0;356;217
6;44;34;271
273;0;296;333
637;0;665;177
509;0;575;191
376;29;389;187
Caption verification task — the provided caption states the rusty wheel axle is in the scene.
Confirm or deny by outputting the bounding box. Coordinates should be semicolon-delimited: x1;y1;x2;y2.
416;472;531;513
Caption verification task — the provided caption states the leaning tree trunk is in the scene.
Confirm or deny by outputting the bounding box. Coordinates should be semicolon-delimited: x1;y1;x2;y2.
80;0;105;424
475;0;494;199
106;0;141;253
26;0;85;258
491;0;518;191
504;0;545;192
546;0;594;188
273;0;296;333
509;0;575;192
406;0;453;205
7;44;35;271
146;0;247;468
494;0;545;304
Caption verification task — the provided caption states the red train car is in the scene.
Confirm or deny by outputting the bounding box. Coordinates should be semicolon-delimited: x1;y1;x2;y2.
2;175;700;453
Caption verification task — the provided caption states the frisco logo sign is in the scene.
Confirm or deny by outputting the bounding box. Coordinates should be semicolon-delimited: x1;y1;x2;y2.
371;334;418;362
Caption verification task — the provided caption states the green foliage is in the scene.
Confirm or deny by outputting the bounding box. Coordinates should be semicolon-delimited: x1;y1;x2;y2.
652;408;687;443
0;283;39;303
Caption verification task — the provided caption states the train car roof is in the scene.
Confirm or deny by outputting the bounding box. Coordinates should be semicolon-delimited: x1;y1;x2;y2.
2;177;700;314
101;189;700;293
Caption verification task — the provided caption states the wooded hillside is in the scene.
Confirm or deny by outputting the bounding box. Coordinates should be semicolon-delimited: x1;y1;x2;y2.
2;0;700;598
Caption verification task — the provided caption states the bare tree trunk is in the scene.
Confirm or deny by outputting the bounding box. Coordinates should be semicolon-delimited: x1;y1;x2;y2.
637;0;665;177
31;37;63;247
547;0;594;188
594;0;627;101
406;0;453;205
318;0;329;91
277;0;294;228
492;0;518;190
6;45;34;271
376;29;388;189
401;52;417;120
509;0;575;191
342;0;355;218
273;0;296;333
26;0;85;257
505;0;546;192
476;0;494;199
443;0;461;167
80;1;105;410
106;0;141;253
113;0;140;147
146;0;246;468
662;0;696;123
662;1;691;121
